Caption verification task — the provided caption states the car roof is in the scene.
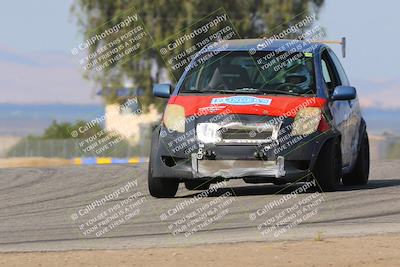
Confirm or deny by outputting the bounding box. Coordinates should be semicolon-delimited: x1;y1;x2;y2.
207;38;325;53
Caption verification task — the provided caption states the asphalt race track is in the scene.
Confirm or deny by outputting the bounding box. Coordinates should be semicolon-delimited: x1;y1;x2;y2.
0;160;400;252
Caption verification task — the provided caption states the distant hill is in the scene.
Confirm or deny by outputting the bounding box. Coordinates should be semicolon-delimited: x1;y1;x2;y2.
0;103;398;136
0;104;104;136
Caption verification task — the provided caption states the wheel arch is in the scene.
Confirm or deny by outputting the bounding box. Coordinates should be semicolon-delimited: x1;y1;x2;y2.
309;131;342;171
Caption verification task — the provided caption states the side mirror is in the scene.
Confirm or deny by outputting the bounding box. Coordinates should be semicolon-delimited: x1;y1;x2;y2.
153;84;172;98
331;86;356;101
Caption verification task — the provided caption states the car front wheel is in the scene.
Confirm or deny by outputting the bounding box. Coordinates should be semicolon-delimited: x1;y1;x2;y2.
313;138;342;192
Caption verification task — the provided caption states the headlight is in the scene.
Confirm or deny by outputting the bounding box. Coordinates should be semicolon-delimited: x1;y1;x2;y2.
163;104;186;133
291;107;321;136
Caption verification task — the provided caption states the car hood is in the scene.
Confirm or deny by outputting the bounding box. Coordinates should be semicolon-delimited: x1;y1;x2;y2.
168;95;326;118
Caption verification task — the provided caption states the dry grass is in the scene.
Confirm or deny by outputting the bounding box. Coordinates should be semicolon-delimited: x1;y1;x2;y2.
0;157;73;168
1;234;400;267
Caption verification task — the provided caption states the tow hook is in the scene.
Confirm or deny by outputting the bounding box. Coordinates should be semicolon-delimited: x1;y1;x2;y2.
197;144;204;160
197;148;204;159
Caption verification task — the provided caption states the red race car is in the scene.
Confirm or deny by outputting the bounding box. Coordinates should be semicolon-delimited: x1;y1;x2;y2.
148;39;369;198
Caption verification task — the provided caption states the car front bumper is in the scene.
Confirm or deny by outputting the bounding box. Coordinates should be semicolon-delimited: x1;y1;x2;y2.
192;156;285;178
152;114;336;183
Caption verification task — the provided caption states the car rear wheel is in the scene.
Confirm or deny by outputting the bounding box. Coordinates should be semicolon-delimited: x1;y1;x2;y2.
184;180;210;190
148;128;179;198
313;138;342;192
342;132;370;186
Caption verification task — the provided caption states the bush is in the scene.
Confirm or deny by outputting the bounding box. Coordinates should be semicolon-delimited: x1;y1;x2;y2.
42;120;103;139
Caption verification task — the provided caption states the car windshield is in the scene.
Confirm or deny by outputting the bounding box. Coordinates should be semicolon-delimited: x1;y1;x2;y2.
179;51;316;96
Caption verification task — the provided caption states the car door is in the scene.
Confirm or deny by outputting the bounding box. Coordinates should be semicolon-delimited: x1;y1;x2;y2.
320;49;353;166
329;50;362;166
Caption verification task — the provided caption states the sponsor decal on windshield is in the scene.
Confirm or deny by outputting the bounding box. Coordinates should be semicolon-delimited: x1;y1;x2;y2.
211;96;272;106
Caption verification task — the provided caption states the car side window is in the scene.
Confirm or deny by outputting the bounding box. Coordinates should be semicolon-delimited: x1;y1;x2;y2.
321;50;339;95
329;50;350;86
321;59;331;83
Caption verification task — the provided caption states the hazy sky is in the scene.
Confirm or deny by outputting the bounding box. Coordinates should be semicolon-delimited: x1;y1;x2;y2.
0;0;399;108
318;0;400;109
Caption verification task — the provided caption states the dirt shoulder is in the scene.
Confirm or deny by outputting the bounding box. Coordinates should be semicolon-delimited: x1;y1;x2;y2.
1;234;399;267
0;157;72;168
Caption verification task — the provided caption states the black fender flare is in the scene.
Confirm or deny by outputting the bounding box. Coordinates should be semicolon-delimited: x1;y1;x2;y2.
149;125;161;168
356;118;367;155
309;130;341;171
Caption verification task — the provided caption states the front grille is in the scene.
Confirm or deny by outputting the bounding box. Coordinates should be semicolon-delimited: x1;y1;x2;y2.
196;121;280;145
221;128;273;140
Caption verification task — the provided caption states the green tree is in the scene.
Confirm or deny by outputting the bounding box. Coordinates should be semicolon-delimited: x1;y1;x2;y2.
42;120;74;139
42;120;103;139
72;0;324;111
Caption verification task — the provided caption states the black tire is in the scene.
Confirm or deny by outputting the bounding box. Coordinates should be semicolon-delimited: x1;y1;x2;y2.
148;128;179;198
313;138;342;192
342;132;370;186
184;180;210;191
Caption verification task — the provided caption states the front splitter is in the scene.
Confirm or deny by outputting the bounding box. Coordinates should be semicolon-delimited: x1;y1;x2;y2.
191;155;285;178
